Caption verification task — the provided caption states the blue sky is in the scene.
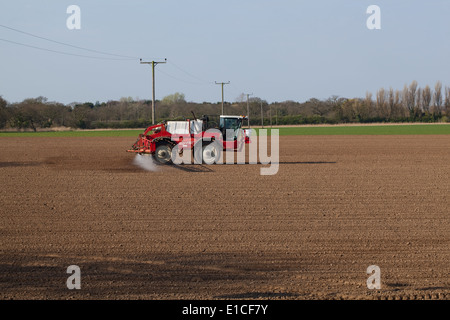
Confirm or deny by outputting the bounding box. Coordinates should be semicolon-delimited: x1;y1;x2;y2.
1;0;449;104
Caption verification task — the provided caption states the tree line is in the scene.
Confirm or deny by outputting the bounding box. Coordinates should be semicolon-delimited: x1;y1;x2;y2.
1;81;449;131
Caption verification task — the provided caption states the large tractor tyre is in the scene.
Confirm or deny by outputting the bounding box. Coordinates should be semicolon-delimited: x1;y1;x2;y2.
171;144;187;165
202;142;222;165
153;142;173;165
192;141;203;164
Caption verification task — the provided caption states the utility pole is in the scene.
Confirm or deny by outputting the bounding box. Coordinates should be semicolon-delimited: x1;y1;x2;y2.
215;81;230;115
270;104;272;128
140;58;167;125
261;101;264;128
245;93;253;128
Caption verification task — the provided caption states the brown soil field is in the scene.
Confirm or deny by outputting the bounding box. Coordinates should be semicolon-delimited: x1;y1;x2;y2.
0;135;449;300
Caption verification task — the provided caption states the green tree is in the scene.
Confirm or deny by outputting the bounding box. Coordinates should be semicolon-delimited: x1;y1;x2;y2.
161;92;186;105
9;97;50;131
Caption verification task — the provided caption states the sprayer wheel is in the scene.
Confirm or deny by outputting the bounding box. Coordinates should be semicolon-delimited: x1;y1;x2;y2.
202;142;222;165
154;143;173;164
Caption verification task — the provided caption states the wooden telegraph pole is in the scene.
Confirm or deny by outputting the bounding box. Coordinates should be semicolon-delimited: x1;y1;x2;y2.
140;58;167;124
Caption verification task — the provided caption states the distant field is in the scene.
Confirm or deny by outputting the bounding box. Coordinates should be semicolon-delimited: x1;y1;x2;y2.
0;124;449;137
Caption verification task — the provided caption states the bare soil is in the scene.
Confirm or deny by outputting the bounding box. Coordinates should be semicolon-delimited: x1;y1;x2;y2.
0;135;449;300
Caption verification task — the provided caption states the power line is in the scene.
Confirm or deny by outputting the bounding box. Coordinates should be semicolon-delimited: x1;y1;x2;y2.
0;25;252;107
0;24;221;85
157;68;211;86
0;23;139;60
168;60;214;84
0;38;135;60
229;82;247;97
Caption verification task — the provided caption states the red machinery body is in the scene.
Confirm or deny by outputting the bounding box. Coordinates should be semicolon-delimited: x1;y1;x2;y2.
127;115;251;164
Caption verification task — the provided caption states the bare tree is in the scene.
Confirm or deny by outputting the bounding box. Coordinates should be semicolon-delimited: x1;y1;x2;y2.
408;81;418;112
388;87;395;113
445;86;450;116
357;92;373;121
376;88;388;119
433;81;442;115
364;92;374;119
416;88;422;112
392;90;403;118
422;85;432;113
309;98;331;116
0;96;6;109
235;93;246;103
402;84;409;113
0;96;8;128
402;81;418;117
70;104;93;129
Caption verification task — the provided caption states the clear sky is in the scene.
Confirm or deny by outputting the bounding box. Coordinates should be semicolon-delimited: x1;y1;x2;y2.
1;0;449;104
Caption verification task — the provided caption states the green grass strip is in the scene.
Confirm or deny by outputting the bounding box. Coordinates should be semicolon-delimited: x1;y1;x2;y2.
253;124;450;136
0;124;449;137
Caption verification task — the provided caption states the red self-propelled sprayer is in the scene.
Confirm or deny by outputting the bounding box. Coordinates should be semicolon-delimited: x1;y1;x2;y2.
127;113;252;164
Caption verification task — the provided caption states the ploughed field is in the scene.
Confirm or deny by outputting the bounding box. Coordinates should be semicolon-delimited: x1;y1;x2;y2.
0;135;449;300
